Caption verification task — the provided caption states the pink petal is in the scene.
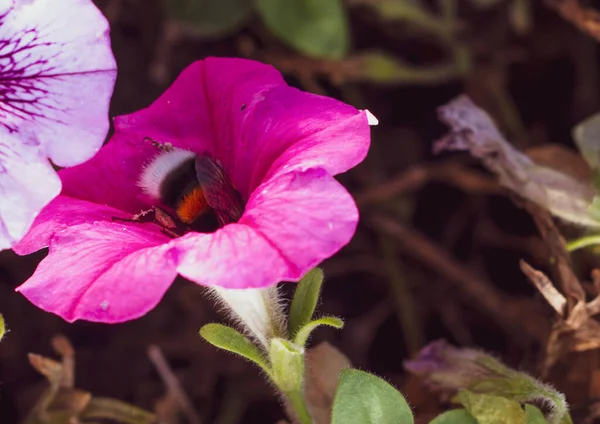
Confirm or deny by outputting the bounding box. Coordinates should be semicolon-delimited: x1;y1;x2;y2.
201;63;371;197
113;61;219;154
176;168;358;288
241;168;359;280
58;134;159;214
0;0;117;167
13;195;132;255
175;224;290;289
0;131;60;250
16;221;176;323
114;58;370;199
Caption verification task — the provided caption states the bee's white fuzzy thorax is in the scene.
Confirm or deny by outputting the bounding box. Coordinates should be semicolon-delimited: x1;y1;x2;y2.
138;148;197;199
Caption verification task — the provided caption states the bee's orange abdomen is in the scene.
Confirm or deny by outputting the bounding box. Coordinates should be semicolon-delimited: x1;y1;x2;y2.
176;186;208;224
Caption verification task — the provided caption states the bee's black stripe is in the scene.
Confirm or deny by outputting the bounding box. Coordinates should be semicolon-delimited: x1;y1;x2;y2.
158;156;199;208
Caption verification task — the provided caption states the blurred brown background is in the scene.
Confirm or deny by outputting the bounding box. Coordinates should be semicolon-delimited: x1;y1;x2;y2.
2;0;600;422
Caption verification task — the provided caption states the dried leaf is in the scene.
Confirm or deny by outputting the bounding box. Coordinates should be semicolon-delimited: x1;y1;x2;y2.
28;354;64;387
435;95;600;228
547;0;600;43
573;111;600;173
51;335;75;389
520;260;567;317
304;341;352;424
525;144;592;184
23;387;92;424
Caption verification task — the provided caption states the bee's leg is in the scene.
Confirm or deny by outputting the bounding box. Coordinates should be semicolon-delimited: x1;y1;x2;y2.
154;208;177;229
143;137;174;152
111;208;156;224
160;227;182;238
149;207;186;238
112;207;185;238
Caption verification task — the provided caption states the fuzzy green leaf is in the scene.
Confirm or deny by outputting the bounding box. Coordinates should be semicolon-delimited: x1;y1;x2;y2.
288;268;324;338
525;405;548;424
294;316;343;347
256;0;349;59
200;323;271;375
458;390;526;424
430;409;477;424
270;338;305;393
332;369;414;424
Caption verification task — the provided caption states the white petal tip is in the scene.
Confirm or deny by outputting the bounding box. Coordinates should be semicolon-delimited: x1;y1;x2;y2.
364;110;379;126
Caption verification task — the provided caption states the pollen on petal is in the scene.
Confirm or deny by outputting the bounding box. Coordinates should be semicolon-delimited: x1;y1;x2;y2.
176;186;208;224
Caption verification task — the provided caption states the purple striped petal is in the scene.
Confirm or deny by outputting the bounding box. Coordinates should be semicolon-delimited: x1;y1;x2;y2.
0;0;117;249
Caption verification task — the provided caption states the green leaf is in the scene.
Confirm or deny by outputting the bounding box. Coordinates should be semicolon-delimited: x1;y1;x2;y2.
353;51;463;85
468;374;568;424
458;390;526;424
164;0;253;37
294;316;344;347
288;268;324;338
200;323;271;375
256;0;350;59
566;232;600;251
269;338;305;393
525;405;548;424
560;412;575;424
358;0;453;38
80;397;155;424
331;369;414;424
573;111;600;172
0;313;5;342
430;409;477;424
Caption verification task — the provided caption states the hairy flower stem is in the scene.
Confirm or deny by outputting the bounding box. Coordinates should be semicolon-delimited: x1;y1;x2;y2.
210;286;286;349
285;390;313;424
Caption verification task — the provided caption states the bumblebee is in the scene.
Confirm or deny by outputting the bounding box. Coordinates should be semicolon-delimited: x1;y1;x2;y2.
136;143;244;234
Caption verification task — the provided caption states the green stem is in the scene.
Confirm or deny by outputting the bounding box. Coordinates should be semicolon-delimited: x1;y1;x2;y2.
379;234;422;357
285;389;313;424
566;234;600;252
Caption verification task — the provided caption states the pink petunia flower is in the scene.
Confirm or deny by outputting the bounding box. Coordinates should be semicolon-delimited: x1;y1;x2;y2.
0;0;116;250
14;58;376;323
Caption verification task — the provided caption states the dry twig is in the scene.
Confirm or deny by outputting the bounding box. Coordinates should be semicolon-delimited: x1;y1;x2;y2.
367;214;548;343
356;161;503;207
148;345;202;424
